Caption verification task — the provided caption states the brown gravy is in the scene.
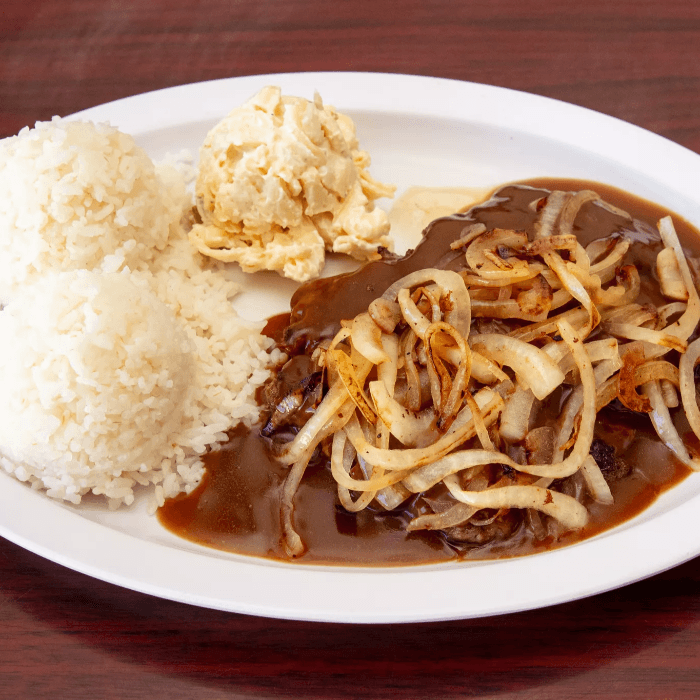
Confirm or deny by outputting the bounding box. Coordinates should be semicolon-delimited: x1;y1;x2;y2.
158;420;689;565
159;178;697;566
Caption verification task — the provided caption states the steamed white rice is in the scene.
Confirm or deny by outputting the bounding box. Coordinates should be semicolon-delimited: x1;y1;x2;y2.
0;117;187;302
0;118;284;509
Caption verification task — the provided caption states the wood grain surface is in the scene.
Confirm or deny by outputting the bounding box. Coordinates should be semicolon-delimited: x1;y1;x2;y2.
3;1;700;698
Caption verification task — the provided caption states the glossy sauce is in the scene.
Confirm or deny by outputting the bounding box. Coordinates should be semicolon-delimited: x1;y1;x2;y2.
159;179;696;565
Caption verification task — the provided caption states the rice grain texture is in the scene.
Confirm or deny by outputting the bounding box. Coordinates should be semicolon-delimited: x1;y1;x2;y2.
0;118;186;303
0;270;198;504
0;118;283;509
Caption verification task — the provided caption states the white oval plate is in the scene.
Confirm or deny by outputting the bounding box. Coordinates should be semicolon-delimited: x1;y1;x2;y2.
2;72;700;624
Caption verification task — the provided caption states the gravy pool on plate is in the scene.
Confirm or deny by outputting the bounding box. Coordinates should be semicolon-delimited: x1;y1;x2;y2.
159;179;699;565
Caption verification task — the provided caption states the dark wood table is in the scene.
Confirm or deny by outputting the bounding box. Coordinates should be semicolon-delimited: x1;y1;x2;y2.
3;1;700;697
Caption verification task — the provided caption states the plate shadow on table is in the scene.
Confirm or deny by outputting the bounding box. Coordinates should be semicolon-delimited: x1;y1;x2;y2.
2;538;700;699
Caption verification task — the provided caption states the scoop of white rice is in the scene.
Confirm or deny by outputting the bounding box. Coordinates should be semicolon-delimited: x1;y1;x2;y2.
0;119;285;510
0;117;187;302
0;270;196;505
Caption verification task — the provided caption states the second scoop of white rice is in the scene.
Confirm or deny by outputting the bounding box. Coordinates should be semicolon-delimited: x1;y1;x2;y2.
0;270;196;505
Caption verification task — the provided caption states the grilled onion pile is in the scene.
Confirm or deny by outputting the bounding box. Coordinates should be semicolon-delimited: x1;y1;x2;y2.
272;189;700;557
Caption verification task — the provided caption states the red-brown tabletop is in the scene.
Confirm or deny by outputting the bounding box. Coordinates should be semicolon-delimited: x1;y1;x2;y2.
3;1;700;698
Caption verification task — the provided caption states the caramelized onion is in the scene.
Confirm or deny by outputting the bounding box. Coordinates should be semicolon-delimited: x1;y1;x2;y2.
499;388;536;443
470;333;565;400
344;388;503;471
378;268;471;336
589;237;630;274
655;217;700;347
466;228;529;272
406;503;479;532
523;234;578;257
330;348;377;425
271;187;700;559
281;398;356;556
645;380;700;471
351;313;390;365
369;380;436;447
275;382;349;465
368;297;402;334
533;190;568;239
657;246;689;301
443;476;589;530
558;190;600;238
679;337;700;442
604;322;687;353
544;250;600;335
618;347;653;413
580;454;614;505
557;357;621;452
509;306;589;343
424;321;472;430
